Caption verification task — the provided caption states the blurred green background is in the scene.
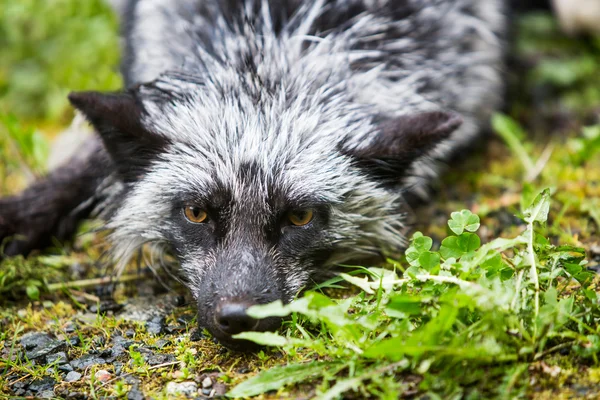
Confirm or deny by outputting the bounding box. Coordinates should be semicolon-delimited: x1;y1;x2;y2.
0;0;121;122
0;0;121;194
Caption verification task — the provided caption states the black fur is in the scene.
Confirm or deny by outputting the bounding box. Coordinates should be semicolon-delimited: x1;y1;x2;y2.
0;139;110;257
342;111;463;186
68;91;170;183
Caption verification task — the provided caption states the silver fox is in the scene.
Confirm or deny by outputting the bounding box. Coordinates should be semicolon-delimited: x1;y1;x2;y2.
0;0;507;347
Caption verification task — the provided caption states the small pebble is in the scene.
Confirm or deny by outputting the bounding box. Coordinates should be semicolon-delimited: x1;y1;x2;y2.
124;375;141;385
202;377;212;389
189;329;206;342
153;339;170;349
202;388;212;396
93;336;106;347
68;336;81;346
166;325;186;334
58;363;74;373
46;351;68;365
146;353;176;366
63;322;77;333
212;382;228;396
146;316;166;335
38;389;55;399
69;354;106;370
114;361;124;376
170;370;185;379
94;369;112;383
65;371;82;382
165;381;198;397
127;387;145;400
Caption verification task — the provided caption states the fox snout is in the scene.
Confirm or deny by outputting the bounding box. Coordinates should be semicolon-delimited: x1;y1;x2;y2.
193;248;287;349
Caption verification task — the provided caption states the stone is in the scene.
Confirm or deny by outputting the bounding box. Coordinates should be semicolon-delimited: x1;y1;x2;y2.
93;336;106;347
65;371;82;382
99;349;113;359
124;375;141;385
27;340;67;363
28;376;56;393
46;351;68;365
111;335;135;358
118;295;175;324
146;316;166;335
171;370;185;379
190;329;206;342
152;339;170;349
166;381;198;398
38;389;55;399
20;332;53;351
70;354;106;370
127;386;145;400
63;322;77;333
212;382;228;396
58;363;74;373
202;377;212;389
166;325;186;334
114;361;124;376
94;369;112;383
146;353;176;366
68;336;81;346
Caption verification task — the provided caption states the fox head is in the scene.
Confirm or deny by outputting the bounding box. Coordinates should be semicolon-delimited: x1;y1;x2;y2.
69;71;460;347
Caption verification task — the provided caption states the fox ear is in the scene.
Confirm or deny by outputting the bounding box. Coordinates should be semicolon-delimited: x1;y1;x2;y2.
342;110;462;184
68;91;168;182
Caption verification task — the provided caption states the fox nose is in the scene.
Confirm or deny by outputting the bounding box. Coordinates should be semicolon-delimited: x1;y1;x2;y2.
215;301;260;336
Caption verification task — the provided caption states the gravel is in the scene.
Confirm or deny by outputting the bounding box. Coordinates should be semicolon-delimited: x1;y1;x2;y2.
10;294;207;398
146;315;166;335
166;381;198;397
27;376;56;394
65;371;82;382
69;354;107;370
46;351;68;365
20;332;53;351
20;332;67;364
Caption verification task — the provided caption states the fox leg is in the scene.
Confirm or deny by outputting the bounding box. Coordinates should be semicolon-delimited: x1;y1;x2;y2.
0;138;112;257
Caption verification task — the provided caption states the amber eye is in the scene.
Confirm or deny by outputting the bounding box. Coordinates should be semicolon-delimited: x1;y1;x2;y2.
288;209;314;226
184;206;208;223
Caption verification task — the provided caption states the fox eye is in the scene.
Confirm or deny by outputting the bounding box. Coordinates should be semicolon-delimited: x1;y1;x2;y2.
184;206;208;223
287;209;314;226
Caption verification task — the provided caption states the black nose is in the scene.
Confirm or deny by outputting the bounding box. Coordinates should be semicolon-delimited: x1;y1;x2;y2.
215;301;260;336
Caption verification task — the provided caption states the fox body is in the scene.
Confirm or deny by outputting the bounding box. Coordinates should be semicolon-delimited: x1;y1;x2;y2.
0;0;507;346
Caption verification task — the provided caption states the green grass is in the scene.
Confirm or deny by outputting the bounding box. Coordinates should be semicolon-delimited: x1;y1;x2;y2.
231;190;598;398
1;6;600;400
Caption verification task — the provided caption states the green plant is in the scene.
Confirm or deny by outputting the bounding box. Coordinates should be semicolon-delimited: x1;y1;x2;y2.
229;189;598;398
